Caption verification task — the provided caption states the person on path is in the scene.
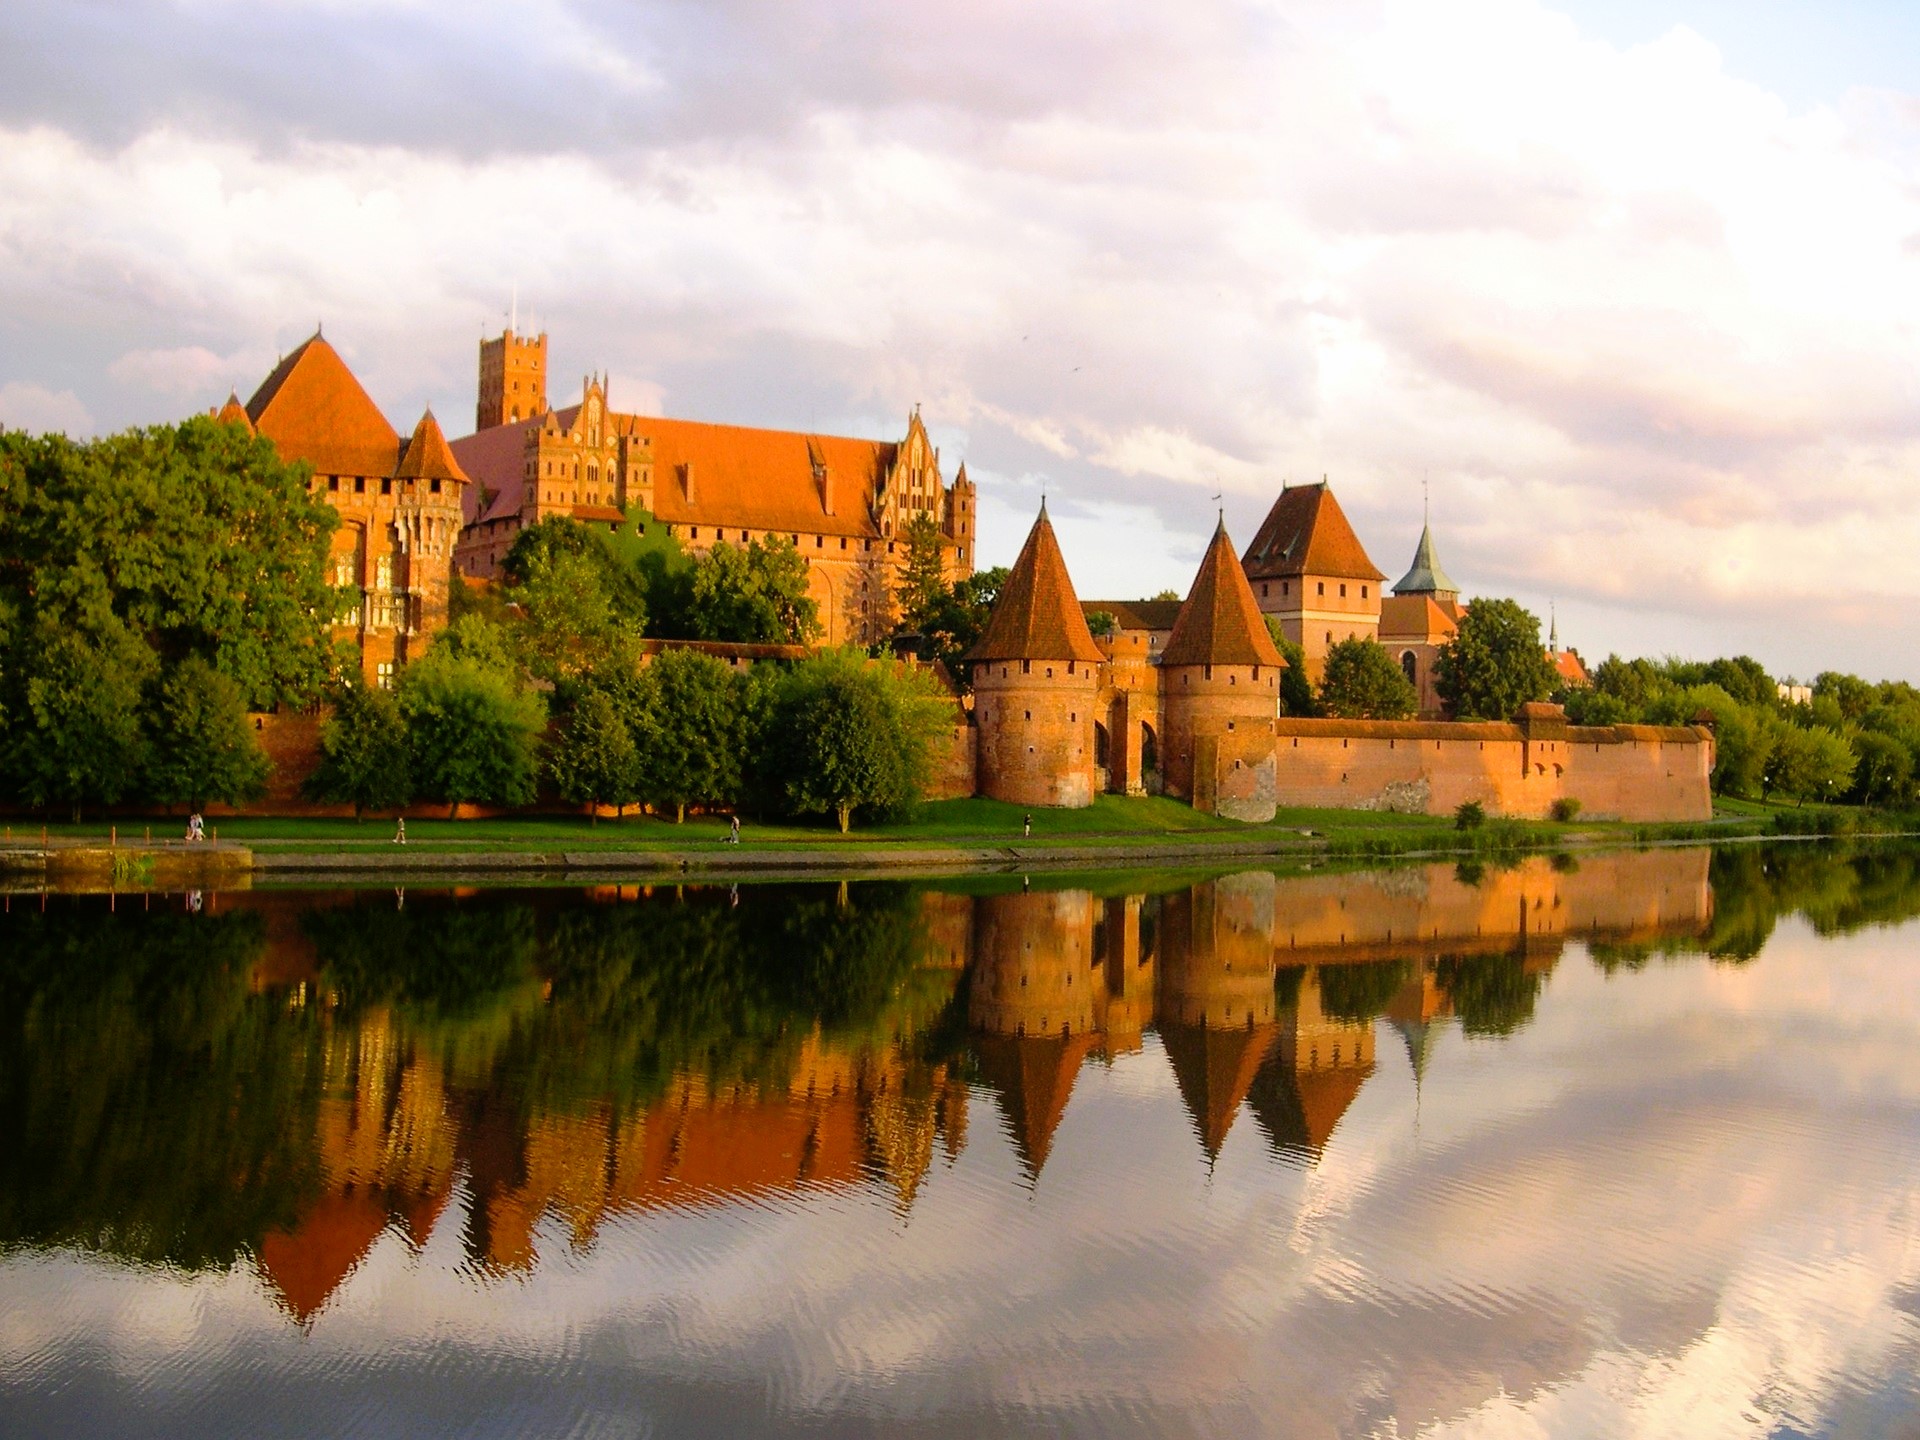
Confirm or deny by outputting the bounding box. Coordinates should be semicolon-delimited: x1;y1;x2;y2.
729;815;741;845
1023;813;1032;838
394;817;407;845
186;813;205;844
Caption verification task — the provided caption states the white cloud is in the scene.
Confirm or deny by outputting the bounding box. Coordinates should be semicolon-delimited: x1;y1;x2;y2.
2;0;1919;675
0;380;93;436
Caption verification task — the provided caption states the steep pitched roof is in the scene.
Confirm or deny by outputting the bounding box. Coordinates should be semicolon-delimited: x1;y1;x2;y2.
1161;519;1287;668
450;407;910;538
1246;1052;1373;1162
1241;482;1384;582
1393;523;1459;597
213;392;254;434
967;504;1106;663
246;334;401;478
1378;593;1462;645
395;410;469;483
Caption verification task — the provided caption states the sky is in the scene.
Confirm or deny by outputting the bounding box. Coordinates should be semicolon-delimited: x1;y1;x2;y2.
2;0;1919;682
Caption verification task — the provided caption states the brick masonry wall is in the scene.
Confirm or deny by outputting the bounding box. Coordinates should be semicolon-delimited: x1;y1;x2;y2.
1268;718;1713;821
971;662;1100;809
1161;663;1283;822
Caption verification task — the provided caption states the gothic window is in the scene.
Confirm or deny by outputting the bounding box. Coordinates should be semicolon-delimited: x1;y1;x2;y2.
1401;651;1417;686
375;555;394;590
376;662;395;690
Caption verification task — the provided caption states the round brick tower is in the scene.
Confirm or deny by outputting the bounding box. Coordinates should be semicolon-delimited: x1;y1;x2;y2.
967;502;1105;808
1159;517;1286;821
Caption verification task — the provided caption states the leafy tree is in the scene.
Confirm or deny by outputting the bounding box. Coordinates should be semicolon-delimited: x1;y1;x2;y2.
145;657;271;811
679;537;820;644
0;420;338;710
1265;618;1316;717
1149;588;1180;602
632;650;747;822
1561;687;1630;725
503;514;649;627
508;547;643;684
766;651;952;831
1813;671;1876;723
892;513;950;634
1317;637;1418;719
906;565;1011;678
1848;729;1914;807
1767;724;1856;806
1086;610;1118;640
548;688;643;820
1701;655;1777;711
8;616;154;819
1434;950;1541;1036
1316;960;1413;1023
306;682;413;818
1434;598;1558;720
399;642;546;818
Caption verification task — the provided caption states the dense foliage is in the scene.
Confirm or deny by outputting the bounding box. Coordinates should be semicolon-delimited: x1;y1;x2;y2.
0;419;337;816
1434;598;1559;720
1318;637;1418;720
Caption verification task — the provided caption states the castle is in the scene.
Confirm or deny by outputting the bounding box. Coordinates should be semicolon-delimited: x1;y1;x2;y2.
963;499;1712;822
448;327;975;647
215;327;1703;825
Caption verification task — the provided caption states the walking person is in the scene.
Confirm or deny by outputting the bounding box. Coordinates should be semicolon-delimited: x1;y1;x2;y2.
728;814;741;845
393;817;407;845
1023;813;1032;838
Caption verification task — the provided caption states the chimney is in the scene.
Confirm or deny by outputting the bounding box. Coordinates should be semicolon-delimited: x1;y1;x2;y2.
820;465;834;516
682;462;696;505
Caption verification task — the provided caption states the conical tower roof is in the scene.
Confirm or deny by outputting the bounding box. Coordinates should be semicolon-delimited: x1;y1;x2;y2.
1392;523;1458;598
966;503;1105;664
395;409;470;483
246;333;401;478
1161;518;1287;668
971;1030;1101;1181
213;391;255;434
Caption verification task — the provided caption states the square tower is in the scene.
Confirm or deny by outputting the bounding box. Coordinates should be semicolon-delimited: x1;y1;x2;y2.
477;328;548;431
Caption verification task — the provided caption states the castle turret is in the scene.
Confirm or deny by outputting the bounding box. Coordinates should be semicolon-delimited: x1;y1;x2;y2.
476;327;547;431
967;502;1104;808
1159;517;1285;821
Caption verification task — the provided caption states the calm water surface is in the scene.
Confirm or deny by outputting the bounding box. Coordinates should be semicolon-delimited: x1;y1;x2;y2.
2;844;1919;1439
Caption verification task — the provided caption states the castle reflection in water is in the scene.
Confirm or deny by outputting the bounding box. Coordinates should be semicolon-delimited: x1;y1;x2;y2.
0;846;1763;1325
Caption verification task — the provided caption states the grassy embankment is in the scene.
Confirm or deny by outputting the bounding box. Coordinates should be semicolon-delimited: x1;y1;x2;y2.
9;792;1901;866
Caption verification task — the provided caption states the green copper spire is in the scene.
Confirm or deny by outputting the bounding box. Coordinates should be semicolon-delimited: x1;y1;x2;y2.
1392;522;1459;598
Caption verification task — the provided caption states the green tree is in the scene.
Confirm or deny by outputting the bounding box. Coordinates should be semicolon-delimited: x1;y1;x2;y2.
547;687;642;820
679;537;821;645
145;657;271;812
892;513;950;634
306;682;412;819
910;565;1011;678
8;616;155;819
508;547;643;685
633;650;746;822
1086;610;1118;640
1434;598;1558;720
0;420;338;710
503;514;649;628
1317;637;1418;719
1767;724;1856;806
399;643;546;818
766;652;952;831
1265;618;1316;717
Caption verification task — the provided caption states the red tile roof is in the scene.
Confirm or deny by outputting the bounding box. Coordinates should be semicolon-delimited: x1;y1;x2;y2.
1552;649;1591;687
1242;482;1384;582
967;505;1106;663
1378;593;1462;644
1161;520;1287;668
213;392;254;434
246;334;402;479
451;407;911;538
394;410;469;484
1161;1022;1282;1159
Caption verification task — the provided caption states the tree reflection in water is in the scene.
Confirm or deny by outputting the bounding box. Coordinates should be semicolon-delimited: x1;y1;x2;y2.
1;839;1917;1316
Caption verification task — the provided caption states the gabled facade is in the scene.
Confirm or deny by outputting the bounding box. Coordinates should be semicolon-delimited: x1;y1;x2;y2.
452;328;974;646
226;334;467;688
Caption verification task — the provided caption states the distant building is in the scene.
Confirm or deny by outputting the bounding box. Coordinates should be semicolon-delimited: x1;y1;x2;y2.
1240;481;1386;679
1778;681;1813;706
1379;520;1464;717
450;328;974;647
214;334;468;688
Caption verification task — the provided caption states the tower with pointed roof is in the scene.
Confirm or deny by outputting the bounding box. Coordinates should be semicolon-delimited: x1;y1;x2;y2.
1240;480;1385;680
1159;517;1285;821
237;332;468;686
966;502;1104;807
1379;517;1465;717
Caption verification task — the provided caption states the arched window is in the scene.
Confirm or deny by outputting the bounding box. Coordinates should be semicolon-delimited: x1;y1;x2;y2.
1401;651;1418;686
1140;722;1159;775
1093;721;1110;769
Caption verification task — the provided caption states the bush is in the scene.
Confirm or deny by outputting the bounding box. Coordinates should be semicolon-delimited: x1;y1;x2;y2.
1454;800;1486;831
1550;797;1582;823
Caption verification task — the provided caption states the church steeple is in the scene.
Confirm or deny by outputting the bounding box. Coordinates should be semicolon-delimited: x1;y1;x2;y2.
1392;521;1459;601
